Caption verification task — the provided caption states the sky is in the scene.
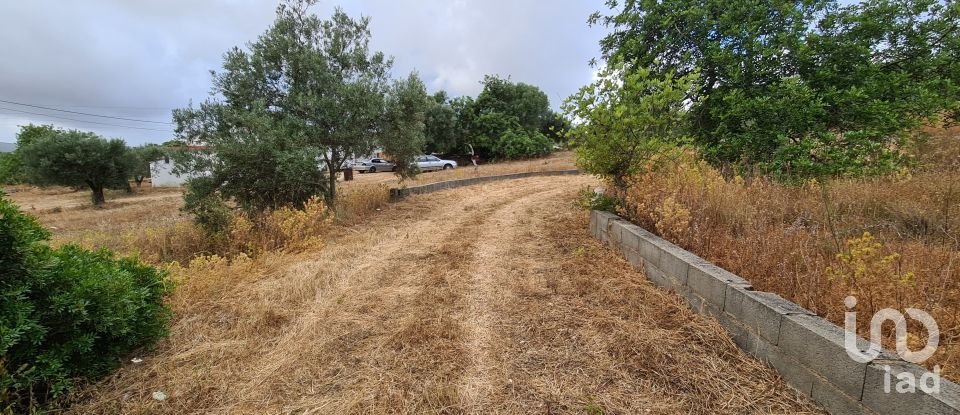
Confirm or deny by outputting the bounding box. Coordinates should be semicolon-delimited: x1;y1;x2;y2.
0;0;608;146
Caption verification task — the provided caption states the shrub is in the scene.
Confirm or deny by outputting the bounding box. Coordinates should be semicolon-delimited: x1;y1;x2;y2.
494;129;552;159
0;195;171;412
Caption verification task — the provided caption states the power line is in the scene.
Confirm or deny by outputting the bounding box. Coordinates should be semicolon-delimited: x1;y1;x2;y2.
0;98;174;125
0;106;173;132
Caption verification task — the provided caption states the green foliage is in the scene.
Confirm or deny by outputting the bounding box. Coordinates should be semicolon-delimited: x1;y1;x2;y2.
174;1;425;208
471;75;564;159
423;91;459;155
564;63;696;190
475;75;554;133
18;127;135;206
0;125;63;185
0;196;171;412
421;77;568;160
593;0;960;179
129;144;168;187
382;73;430;179
493;129;553;159
181;176;234;233
0;154;19;185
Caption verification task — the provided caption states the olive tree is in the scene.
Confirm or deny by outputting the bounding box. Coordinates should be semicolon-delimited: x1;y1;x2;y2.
18;128;135;207
174;0;425;209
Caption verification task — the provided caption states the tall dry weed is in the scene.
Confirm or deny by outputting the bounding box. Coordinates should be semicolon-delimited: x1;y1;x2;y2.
617;146;960;378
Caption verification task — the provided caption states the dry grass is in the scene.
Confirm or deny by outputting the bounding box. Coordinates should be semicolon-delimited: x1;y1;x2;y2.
63;175;818;414
615;127;960;380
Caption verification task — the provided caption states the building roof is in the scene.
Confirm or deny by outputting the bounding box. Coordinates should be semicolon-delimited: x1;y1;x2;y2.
0;142;15;153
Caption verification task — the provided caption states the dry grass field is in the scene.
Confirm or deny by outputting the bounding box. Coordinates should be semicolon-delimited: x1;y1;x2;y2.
616;126;960;380
64;175;819;414
4;152;823;413
3;153;575;244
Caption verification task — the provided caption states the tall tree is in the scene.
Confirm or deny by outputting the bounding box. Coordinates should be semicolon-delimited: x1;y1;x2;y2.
382;73;430;178
18;129;135;206
174;1;420;207
0;124;61;184
423;91;459;154
593;0;960;178
475;75;554;134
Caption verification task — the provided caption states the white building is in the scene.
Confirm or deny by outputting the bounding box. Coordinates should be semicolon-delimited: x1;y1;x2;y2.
150;156;189;187
150;151;213;187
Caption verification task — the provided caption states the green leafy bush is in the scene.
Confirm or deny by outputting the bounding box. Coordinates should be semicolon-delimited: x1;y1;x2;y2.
494;129;553;159
0;154;21;185
0;195;171;413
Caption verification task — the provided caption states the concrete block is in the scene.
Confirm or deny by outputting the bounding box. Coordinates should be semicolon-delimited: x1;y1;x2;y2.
593;211;619;244
779;314;868;398
687;261;752;310
652;243;692;285
863;359;960;414
608;219;629;247
812;375;875;415
732;316;775;359
643;261;685;293
634;231;663;266
623;247;645;269
723;286;813;344
617;223;644;254
589;211;602;238
764;342;818;397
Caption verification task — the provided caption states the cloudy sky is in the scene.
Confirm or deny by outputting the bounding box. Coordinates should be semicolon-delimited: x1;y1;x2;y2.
0;1;607;145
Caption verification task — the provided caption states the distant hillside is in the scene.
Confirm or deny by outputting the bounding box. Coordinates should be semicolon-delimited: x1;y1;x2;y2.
0;142;15;153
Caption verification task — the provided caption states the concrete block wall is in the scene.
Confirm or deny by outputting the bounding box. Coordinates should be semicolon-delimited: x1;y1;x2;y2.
389;169;581;200
590;210;960;415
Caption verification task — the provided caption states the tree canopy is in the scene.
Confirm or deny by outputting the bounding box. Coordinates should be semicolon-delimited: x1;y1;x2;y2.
18;127;135;206
565;63;697;190
423;76;566;159
593;0;960;178
174;0;427;210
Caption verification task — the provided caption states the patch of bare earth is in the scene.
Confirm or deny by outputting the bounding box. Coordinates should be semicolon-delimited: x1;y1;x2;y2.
70;175;820;414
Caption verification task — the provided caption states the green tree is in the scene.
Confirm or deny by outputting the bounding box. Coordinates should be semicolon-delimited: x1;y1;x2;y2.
174;1;422;208
564;63;697;191
0;125;62;184
593;0;960;179
468;75;563;159
0;153;18;185
18;129;135;206
382;73;430;178
450;96;479;154
475;75;554;133
423;91;459;154
129;144;168;187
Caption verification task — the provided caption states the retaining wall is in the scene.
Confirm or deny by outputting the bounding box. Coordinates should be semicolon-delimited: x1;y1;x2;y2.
590;210;960;415
389;169;581;201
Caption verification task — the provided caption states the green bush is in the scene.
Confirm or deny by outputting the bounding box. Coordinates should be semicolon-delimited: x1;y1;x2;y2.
0;195;171;413
0;154;21;185
494;129;553;159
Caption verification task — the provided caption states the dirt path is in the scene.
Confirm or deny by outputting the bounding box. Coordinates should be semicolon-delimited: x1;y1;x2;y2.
72;175;821;414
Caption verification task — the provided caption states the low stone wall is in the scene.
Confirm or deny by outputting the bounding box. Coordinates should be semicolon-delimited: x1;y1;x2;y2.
590;210;960;415
389;169;581;201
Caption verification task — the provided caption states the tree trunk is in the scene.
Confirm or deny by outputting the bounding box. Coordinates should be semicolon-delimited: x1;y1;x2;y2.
135;176;145;187
125;181;134;193
327;166;338;205
91;185;106;207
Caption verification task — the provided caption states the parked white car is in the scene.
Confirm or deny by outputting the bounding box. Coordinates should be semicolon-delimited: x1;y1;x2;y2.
351;158;396;173
415;155;457;171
